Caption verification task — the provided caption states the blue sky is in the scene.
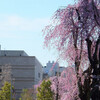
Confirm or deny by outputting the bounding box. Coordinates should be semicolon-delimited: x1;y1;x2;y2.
0;0;74;66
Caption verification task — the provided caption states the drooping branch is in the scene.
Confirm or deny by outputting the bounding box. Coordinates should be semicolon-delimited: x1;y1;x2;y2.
92;0;100;27
43;0;100;99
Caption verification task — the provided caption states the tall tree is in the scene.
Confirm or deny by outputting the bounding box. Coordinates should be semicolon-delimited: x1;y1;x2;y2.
43;0;100;99
37;80;54;100
19;88;35;100
50;67;79;100
0;82;15;100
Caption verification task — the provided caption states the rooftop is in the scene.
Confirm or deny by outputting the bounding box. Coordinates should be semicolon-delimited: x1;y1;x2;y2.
0;50;28;57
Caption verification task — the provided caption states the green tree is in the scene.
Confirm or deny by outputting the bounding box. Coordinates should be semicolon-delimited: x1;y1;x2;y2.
19;88;35;100
37;80;54;100
0;81;14;100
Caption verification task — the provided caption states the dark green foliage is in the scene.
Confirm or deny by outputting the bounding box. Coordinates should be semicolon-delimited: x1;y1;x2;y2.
37;80;54;100
0;81;15;100
19;88;35;100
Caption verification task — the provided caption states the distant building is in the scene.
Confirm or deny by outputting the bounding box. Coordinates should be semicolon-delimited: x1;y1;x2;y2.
0;50;43;99
43;61;65;79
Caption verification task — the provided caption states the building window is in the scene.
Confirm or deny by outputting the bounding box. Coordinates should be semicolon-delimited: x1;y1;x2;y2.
63;73;66;78
55;72;57;76
38;73;40;78
55;72;61;76
0;69;2;75
0;69;2;73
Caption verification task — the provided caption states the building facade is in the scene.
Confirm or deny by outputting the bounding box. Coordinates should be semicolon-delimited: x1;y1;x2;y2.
43;61;65;79
0;50;43;99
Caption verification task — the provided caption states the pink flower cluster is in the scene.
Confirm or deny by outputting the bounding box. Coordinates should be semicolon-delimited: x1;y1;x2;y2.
50;67;80;100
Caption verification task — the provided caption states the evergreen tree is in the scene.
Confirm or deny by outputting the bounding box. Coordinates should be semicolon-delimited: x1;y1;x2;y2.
37;80;54;100
19;88;35;100
0;82;14;100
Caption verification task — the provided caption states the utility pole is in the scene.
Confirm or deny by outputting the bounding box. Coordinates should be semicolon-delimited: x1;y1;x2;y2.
10;74;13;100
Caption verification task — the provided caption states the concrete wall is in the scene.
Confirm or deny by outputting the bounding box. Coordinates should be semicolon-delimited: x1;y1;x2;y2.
0;50;28;56
34;57;43;84
43;61;65;78
0;56;35;65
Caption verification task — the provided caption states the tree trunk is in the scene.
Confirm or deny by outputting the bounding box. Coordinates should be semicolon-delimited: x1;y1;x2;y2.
55;77;59;100
86;37;100;100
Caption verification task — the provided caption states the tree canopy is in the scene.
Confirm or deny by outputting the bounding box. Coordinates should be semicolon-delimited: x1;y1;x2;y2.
43;0;100;100
50;67;78;100
19;88;35;100
37;80;54;100
0;82;14;100
43;0;100;65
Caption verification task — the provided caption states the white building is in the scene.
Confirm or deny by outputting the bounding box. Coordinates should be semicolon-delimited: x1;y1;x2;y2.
0;50;43;99
43;61;65;78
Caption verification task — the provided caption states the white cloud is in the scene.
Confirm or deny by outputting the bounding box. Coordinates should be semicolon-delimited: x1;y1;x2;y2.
0;14;50;32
